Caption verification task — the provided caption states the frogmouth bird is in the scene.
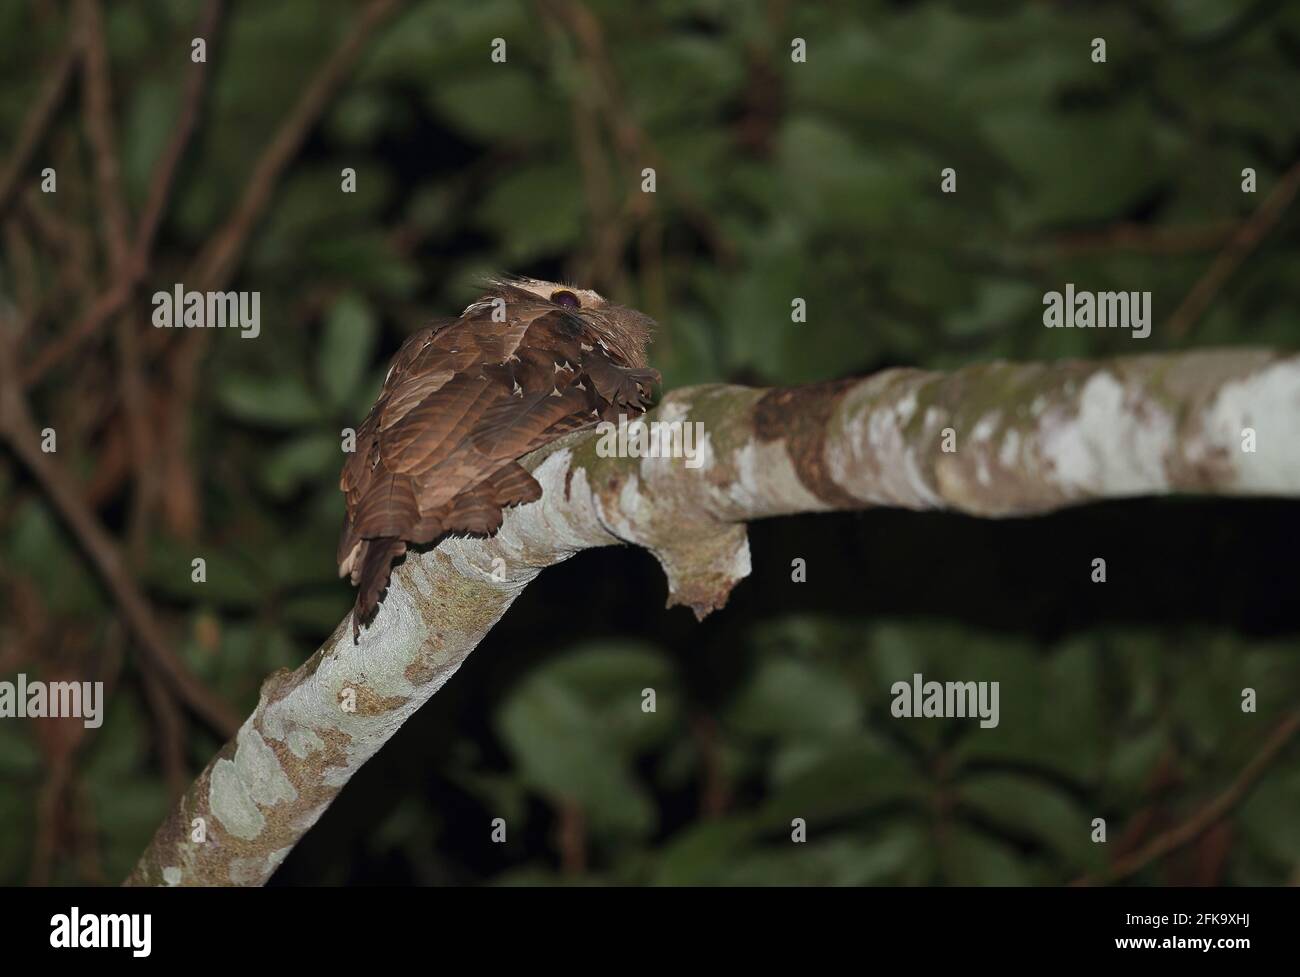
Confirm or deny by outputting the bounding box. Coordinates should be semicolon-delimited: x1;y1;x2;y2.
338;277;659;637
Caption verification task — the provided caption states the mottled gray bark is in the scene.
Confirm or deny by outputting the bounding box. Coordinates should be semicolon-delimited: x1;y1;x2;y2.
127;348;1300;885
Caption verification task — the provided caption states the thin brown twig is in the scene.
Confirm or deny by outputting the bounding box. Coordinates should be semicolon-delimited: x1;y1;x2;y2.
72;780;107;883
733;0;788;157
188;0;403;291
637;213;667;326
141;665;188;797
0;41;77;219
1080;710;1300;884
1107;748;1179;864
28;631;118;882
22;0;225;389
77;0;199;768
691;714;729;818
0;320;241;738
78;0;149;535
1167;157;1300;339
555;799;587;877
131;0;224;273
30;749;72;883
76;0;132;270
163;0;405;547
540;0;738;271
0;409;242;737
4;218;41;323
538;1;627;293
1049;219;1238;258
20;189;97;310
22;279;131;385
25;0;396;397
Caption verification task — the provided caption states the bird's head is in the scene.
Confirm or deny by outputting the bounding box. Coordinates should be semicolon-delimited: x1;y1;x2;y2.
472;275;655;368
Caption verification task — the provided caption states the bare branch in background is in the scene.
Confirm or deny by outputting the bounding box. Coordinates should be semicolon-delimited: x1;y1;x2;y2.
0;40;77;219
0;316;241;739
188;0;404;291
1167;157;1300;339
23;0;224;388
132;0;224;274
1079;709;1300;884
3;0;396;797
163;0;404;542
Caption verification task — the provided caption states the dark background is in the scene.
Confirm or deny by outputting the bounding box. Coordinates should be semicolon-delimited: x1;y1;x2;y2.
1;0;1298;884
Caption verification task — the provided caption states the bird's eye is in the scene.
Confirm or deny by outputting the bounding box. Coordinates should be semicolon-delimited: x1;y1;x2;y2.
551;290;581;309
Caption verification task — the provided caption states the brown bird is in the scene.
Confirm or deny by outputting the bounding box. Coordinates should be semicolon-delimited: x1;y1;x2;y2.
338;277;659;638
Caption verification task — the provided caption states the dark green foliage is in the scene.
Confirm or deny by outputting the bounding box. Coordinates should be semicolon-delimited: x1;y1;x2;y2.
1;0;1299;884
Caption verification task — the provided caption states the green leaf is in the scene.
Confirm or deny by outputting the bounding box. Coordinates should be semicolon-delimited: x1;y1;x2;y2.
1238;766;1300;867
959;771;1102;870
726;657;863;739
714;826;927;885
280;591;351;633
0;722;40;778
305;232;420;295
143;543;265;609
429;71;554;145
942;825;1034;883
475;164;584;263
0;778;35;883
262;432;342;498
983;102;1171;227
758;734;921;827
653;817;760;884
496;670;660;841
250;166;393;267
3;500;103;615
776;117;919;230
535;642;680;754
318;293;377;407
1104;728;1169;805
951;634;1106;784
327;89;403;146
218;372;324;428
120;81;178;206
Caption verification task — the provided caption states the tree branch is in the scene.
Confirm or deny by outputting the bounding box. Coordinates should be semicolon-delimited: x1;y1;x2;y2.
0;318;242;739
0;40;77;220
127;348;1300;885
22;0;224;389
188;0;403;292
1079;709;1300;884
1167;156;1300;339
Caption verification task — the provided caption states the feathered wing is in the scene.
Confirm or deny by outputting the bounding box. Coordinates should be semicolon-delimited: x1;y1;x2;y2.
338;295;657;636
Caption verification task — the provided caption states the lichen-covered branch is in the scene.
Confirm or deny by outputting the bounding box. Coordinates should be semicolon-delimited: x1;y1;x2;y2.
127;348;1300;885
